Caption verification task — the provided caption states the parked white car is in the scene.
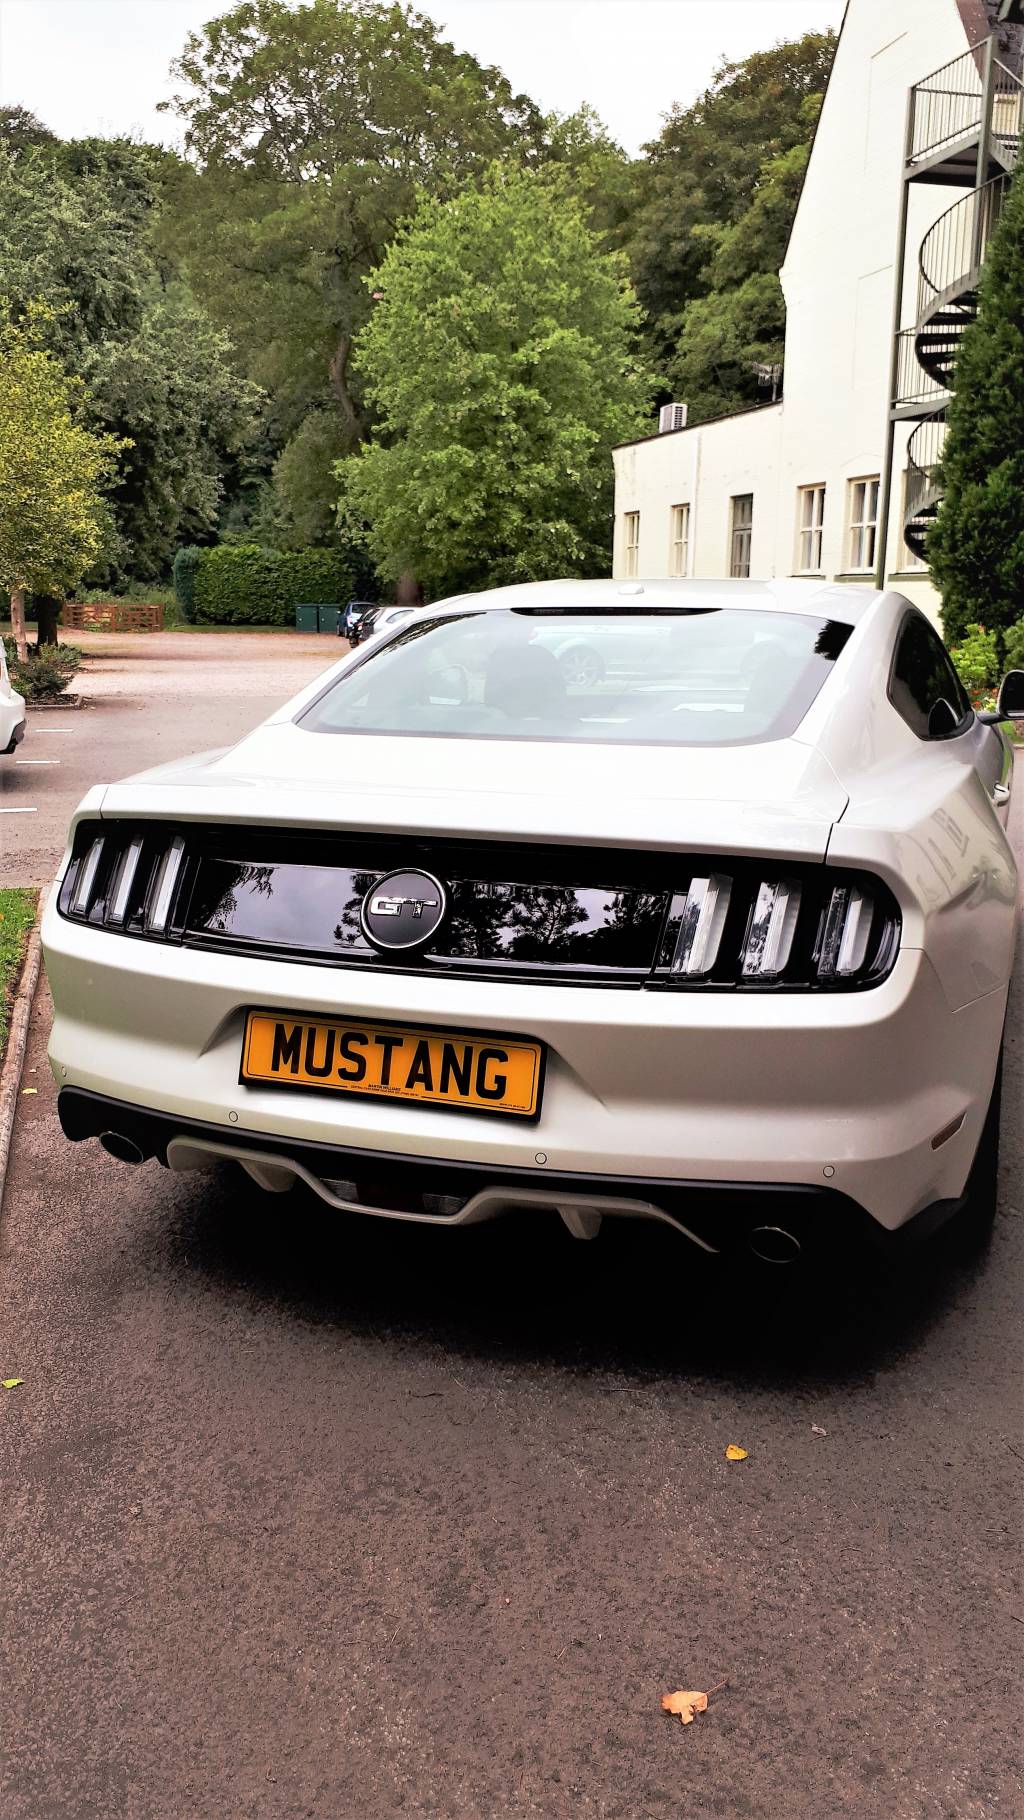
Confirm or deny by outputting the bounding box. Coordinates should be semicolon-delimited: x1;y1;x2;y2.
1;639;26;756
43;578;1022;1267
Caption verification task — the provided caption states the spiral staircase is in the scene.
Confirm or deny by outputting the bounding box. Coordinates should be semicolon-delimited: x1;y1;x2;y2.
888;38;1022;564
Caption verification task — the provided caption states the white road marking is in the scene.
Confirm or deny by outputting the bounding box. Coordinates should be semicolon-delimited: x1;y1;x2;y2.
29;727;76;733
16;759;60;766
0;806;38;814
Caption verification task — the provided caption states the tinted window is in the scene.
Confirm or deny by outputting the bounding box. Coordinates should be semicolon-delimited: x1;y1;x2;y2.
889;613;971;738
299;608;852;748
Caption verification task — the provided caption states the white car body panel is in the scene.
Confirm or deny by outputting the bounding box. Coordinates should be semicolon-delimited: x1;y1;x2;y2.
0;639;26;755
98;725;849;861
43;577;1018;1253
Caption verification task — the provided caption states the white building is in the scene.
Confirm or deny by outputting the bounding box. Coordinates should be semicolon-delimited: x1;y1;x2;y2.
612;0;1023;622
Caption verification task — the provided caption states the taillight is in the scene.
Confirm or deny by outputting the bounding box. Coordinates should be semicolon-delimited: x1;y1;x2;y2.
740;879;801;980
656;864;899;990
145;836;186;934
106;837;143;926
815;884;872;979
58;822;190;939
69;836;105;916
668;873;732;977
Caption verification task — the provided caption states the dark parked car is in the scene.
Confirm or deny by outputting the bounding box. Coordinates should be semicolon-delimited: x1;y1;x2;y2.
340;600;378;643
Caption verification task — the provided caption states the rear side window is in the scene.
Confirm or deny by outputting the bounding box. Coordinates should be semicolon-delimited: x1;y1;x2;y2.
889;613;971;739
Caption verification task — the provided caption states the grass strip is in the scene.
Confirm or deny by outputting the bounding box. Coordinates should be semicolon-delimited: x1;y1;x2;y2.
0;889;38;1059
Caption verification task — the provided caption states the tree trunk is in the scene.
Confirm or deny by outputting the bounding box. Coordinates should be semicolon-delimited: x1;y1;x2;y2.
35;594;61;648
10;587;28;662
328;334;362;448
395;571;423;608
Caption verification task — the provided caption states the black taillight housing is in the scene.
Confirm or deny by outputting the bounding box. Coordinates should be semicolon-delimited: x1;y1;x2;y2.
58;821;902;991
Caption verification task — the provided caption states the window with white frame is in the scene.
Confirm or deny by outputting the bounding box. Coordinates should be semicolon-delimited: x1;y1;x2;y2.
670;503;690;577
623;511;640;578
899;468;927;570
729;494;753;578
795;484;826;573
846;477;879;572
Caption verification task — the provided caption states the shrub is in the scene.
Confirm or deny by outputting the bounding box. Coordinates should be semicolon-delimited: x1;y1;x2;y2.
930;168;1024;646
3;637;82;701
949;623;1000;702
1002;617;1024;674
171;547;202;622
180;544;357;626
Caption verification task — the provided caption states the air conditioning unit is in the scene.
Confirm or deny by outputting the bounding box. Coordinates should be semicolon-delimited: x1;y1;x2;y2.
658;402;688;434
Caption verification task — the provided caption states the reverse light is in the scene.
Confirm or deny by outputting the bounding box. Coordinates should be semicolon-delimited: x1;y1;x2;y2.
670;874;732;976
741;880;801;979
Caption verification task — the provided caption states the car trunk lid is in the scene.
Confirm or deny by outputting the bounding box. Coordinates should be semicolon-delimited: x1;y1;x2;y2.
102;722;848;863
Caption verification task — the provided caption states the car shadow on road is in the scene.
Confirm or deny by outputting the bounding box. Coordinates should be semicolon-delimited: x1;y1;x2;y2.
163;1165;997;1392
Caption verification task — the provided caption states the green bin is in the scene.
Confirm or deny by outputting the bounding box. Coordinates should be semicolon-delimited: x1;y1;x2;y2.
317;604;343;634
295;603;319;632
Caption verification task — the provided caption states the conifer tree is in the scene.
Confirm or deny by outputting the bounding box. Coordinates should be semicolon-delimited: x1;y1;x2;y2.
928;170;1024;647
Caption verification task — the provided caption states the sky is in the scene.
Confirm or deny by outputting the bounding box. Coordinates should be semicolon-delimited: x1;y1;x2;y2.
0;0;844;157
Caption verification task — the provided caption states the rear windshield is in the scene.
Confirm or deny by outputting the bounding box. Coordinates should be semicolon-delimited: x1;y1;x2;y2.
299;608;852;747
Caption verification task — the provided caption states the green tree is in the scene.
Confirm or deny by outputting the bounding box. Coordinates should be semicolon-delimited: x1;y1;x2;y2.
664;273;784;422
0;138;260;578
0;105;57;155
157;0;547;517
83;284;263;579
539;107;635;243
338;168;655;598
625;33;834;411
0;307;125;656
928;170;1024;646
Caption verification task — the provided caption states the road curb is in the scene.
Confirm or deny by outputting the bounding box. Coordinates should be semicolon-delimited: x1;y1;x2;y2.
0;917;43;1217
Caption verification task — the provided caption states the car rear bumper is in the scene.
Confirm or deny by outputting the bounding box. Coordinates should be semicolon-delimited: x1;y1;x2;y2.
42;894;1008;1238
1;696;26;754
55;1085;970;1258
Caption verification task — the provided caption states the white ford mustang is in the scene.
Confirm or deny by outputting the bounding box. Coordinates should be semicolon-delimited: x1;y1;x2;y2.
43;578;1023;1266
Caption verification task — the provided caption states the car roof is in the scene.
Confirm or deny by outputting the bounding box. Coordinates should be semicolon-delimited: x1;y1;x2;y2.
432;577;883;624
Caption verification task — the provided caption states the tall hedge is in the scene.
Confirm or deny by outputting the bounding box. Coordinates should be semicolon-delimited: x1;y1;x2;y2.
929;168;1024;648
172;546;202;620
177;545;356;626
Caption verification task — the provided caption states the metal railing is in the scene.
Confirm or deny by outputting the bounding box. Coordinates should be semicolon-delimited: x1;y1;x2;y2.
908;43;1022;168
905;411;948;527
917;172;1008;319
992;83;1024;166
893;328;949;409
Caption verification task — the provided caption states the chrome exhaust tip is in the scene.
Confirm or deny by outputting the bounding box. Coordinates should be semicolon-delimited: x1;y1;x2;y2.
99;1131;146;1166
748;1224;802;1265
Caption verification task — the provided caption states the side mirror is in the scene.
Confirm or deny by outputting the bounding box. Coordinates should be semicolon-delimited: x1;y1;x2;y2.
996;669;1024;720
979;669;1024;722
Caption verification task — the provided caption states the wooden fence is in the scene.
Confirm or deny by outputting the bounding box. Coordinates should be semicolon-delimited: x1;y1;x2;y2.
63;602;164;633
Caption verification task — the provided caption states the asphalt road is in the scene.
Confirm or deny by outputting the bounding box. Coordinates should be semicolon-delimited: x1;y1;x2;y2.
1;635;1022;1819
0;629;340;889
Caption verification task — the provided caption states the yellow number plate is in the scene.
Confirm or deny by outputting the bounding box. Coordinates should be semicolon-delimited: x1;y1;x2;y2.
240;1012;544;1119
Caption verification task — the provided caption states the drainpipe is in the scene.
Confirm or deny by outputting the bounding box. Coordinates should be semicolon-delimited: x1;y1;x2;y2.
874;89;916;591
972;33;998;270
691;428;702;577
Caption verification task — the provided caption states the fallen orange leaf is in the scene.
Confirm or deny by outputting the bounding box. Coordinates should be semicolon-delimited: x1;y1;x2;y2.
661;1690;708;1725
725;1444;748;1461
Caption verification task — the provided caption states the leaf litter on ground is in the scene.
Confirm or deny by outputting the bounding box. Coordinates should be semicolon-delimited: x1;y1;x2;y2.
661;1679;729;1726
